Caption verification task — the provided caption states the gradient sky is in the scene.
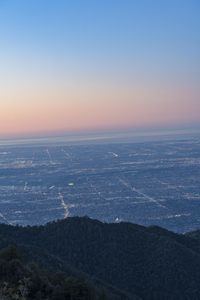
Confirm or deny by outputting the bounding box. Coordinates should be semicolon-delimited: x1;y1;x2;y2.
0;0;199;137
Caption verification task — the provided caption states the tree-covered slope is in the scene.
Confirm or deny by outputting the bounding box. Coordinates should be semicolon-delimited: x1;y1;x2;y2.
0;245;108;300
1;217;200;299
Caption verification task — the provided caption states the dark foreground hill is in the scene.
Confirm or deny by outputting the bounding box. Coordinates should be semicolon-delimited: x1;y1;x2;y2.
1;217;200;299
0;244;103;300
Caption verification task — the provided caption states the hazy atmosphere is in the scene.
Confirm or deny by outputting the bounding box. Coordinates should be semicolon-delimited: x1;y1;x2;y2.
0;0;199;137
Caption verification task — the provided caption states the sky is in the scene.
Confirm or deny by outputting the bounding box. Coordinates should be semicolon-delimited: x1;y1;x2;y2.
0;0;199;138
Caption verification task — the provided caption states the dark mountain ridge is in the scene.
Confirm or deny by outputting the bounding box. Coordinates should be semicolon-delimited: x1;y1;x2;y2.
1;217;200;299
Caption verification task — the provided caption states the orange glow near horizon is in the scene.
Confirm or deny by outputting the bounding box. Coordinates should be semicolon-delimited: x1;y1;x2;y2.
0;0;199;138
0;78;199;137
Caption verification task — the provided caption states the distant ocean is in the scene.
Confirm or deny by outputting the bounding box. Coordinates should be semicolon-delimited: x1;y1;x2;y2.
0;128;200;147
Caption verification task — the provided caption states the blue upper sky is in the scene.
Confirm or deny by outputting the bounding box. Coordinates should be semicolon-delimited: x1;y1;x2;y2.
1;0;199;75
0;0;199;137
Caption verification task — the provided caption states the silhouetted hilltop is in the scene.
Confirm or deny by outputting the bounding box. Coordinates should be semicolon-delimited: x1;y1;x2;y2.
1;217;200;299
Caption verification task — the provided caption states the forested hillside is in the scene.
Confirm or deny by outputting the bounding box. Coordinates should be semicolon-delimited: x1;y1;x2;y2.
1;217;200;299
